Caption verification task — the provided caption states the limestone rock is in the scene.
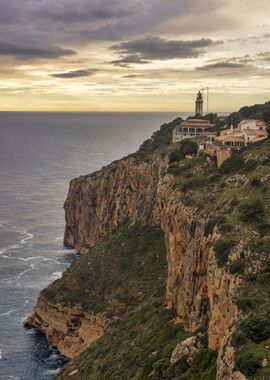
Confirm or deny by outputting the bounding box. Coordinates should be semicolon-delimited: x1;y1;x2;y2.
170;336;199;364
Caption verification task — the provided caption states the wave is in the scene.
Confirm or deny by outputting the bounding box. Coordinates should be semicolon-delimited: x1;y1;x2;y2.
44;368;61;375
50;271;63;281
0;308;19;317
19;256;61;264
0;263;35;284
20;230;34;244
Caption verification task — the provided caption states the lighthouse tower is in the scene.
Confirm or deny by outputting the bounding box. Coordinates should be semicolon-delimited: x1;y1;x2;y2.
195;91;203;116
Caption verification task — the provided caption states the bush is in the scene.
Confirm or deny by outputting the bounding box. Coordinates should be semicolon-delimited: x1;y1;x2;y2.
238;199;265;225
229;260;245;275
181;176;208;192
231;331;248;347
238;199;269;233
179;349;217;380
220;154;245;174
169;140;199;164
250;177;263;188
236;297;255;311
235;350;261;376
169;150;185;163
244;315;270;343
214;237;236;266
168;164;182;176
179;139;199;156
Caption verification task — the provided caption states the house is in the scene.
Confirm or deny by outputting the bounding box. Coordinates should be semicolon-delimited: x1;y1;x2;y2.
172;119;212;143
238;119;267;132
216;119;268;148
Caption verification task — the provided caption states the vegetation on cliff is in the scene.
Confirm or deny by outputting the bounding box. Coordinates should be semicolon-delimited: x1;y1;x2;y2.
53;224;216;380
43;224;167;317
31;103;270;380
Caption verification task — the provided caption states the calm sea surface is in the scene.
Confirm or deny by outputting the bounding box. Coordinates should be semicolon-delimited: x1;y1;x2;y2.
0;112;186;380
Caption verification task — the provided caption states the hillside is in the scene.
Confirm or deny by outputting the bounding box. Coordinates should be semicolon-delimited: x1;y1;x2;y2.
25;105;270;380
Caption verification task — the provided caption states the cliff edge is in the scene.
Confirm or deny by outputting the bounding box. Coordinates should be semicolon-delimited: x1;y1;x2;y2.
26;117;270;380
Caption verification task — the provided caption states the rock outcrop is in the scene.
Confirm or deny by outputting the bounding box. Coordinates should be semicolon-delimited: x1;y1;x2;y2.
24;296;108;359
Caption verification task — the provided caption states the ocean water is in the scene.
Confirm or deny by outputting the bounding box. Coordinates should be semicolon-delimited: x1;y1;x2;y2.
0;111;184;380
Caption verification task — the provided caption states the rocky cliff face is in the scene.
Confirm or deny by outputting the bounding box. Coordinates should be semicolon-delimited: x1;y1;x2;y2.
64;157;165;251
24;295;108;359
62;153;239;377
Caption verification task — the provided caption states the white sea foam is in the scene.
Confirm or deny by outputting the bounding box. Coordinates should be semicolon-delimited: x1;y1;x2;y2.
50;271;63;280
19;256;60;264
20;230;34;244
0;263;35;284
44;368;61;375
0;309;18;317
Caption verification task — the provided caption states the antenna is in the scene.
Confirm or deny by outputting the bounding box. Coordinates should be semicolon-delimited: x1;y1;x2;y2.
201;87;209;114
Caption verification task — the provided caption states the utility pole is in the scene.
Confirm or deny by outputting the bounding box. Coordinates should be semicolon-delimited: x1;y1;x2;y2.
201;87;209;114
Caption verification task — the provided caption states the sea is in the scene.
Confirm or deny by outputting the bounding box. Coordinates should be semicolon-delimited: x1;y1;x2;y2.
0;111;186;380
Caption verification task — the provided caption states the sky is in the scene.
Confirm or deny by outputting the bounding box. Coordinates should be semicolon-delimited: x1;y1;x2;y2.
0;0;270;112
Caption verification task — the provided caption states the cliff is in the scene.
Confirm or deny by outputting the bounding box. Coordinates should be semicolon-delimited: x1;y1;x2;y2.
24;296;107;359
63;151;238;354
26;119;270;380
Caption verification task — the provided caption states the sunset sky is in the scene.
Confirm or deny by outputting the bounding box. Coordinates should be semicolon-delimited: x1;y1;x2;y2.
1;0;270;112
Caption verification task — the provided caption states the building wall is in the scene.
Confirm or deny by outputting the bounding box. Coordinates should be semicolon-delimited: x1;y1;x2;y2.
216;149;232;168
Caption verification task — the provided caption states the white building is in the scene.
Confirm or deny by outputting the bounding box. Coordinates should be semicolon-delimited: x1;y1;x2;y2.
172;119;212;143
216;119;268;148
238;119;267;132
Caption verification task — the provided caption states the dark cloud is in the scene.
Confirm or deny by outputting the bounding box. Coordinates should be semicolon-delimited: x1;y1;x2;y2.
198;61;248;70
258;52;270;62
30;0;145;23
0;39;76;59
110;54;150;67
50;69;98;78
111;36;221;66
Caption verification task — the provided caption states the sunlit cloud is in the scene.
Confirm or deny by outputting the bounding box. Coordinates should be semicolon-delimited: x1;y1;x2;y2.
0;0;269;111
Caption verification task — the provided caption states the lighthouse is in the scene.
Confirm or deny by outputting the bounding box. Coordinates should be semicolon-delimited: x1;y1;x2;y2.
195;91;203;116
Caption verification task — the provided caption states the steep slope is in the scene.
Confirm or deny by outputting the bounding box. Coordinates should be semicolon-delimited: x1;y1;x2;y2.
26;116;270;380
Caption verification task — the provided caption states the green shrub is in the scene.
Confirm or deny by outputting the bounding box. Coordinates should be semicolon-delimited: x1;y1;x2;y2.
244;315;270;343
179;139;199;156
257;272;270;284
231;331;248;347
229;260;245;275
169;140;198;164
168;164;182;176
220;154;245;174
204;217;233;237
179;349;217;380
250;177;263;188
238;199;265;226
181;176;208;192
236;297;255;311
169;150;185;164
137;118;182;160
219;221;233;234
243;159;257;172
214;237;236;266
235;350;261;376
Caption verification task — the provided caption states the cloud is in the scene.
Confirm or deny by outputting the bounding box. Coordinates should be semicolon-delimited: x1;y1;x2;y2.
110;54;150;67
29;0;146;24
258;52;270;62
198;61;248;70
0;39;76;59
111;36;222;66
50;69;98;78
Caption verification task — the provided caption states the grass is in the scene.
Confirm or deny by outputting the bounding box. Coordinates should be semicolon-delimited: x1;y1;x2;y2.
233;266;270;378
43;224;167;316
55;296;217;380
